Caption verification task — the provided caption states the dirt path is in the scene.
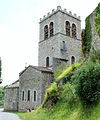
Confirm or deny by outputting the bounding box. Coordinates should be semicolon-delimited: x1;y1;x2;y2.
0;108;21;120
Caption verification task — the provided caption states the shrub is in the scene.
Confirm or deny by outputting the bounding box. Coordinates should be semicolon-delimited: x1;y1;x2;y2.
72;62;100;106
62;72;73;84
59;83;77;107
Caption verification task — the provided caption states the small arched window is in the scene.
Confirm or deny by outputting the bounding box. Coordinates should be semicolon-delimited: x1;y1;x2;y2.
34;91;36;102
71;56;75;64
49;22;54;37
46;57;49;67
44;25;48;40
27;90;30;101
72;24;76;38
66;21;70;36
22;91;24;101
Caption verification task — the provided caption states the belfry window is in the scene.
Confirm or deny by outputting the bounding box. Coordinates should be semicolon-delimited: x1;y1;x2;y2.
44;25;48;40
72;24;76;38
46;57;49;67
71;56;75;64
22;91;24;101
28;90;30;101
49;22;54;37
66;21;70;36
34;91;36;102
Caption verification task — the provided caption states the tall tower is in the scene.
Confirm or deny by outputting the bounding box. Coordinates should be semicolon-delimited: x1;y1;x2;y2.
38;6;81;67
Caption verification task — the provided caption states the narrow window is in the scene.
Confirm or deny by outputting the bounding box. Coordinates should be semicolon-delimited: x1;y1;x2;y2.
50;22;54;37
63;41;65;49
72;24;76;38
44;25;48;40
22;91;24;101
28;90;30;101
34;91;36;102
66;21;70;36
71;56;75;64
46;57;49;67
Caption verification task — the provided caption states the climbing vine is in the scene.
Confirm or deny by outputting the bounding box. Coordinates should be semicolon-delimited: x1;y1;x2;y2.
81;17;91;55
95;3;100;36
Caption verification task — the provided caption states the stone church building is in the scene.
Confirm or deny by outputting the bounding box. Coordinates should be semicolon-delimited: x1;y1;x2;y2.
4;6;82;112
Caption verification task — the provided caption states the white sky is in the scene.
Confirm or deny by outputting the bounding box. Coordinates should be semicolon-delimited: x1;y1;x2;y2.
0;0;99;86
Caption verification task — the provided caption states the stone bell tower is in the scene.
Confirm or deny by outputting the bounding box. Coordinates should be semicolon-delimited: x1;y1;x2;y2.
38;6;81;68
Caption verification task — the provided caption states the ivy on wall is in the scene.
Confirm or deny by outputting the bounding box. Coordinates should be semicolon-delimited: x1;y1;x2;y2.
95;3;100;36
85;17;92;53
81;17;91;55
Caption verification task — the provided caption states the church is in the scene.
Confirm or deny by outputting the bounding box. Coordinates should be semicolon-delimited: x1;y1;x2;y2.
4;6;82;112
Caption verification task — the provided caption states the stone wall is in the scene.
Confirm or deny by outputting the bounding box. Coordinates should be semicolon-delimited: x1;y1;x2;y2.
4;87;19;111
18;67;42;112
88;11;100;49
41;72;54;102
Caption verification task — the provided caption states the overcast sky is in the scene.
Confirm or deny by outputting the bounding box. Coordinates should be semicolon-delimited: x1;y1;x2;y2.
0;0;99;86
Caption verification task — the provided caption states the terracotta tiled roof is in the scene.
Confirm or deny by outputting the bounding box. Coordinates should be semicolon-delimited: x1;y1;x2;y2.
19;65;53;76
32;66;53;72
6;80;19;89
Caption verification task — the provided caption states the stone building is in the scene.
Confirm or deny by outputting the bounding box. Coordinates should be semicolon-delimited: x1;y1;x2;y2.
4;6;82;112
4;80;19;111
88;11;100;49
18;66;53;112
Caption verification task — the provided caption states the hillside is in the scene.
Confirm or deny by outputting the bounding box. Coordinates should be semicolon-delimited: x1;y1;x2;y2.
16;62;100;120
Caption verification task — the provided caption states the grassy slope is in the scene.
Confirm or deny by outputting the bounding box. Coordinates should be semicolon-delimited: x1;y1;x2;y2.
16;84;100;120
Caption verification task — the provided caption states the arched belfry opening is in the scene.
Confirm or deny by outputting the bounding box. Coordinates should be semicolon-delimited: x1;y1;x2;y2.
72;24;76;38
49;22;54;37
65;21;70;36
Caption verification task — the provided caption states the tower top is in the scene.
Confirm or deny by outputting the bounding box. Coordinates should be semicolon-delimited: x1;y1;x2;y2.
40;6;81;23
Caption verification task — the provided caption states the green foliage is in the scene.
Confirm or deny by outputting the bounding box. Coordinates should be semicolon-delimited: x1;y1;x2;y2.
59;83;77;107
62;72;73;84
72;62;100;106
54;63;67;80
0;86;4;108
89;47;100;62
84;17;92;53
95;3;100;36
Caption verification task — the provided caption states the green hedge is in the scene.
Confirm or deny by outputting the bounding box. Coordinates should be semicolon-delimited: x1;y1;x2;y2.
72;62;100;106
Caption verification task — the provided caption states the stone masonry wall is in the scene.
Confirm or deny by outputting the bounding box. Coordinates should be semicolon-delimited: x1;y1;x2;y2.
4;88;19;111
41;72;54;102
18;67;42;112
88;11;100;49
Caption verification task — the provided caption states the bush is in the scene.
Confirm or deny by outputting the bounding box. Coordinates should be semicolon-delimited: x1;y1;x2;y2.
72;62;100;106
59;83;77;107
62;72;73;84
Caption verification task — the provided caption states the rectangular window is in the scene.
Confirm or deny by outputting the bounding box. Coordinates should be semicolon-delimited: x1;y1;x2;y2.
34;91;36;102
22;91;24;101
28;90;30;101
